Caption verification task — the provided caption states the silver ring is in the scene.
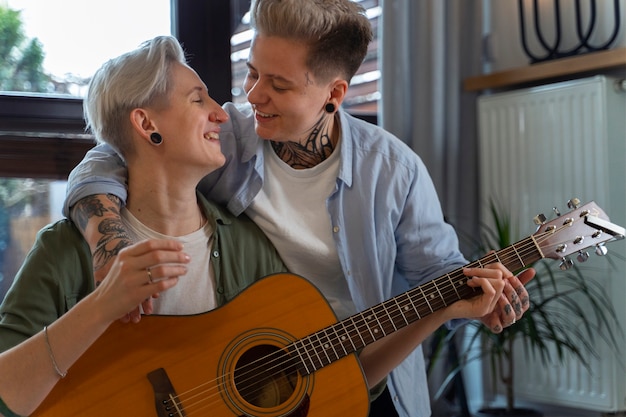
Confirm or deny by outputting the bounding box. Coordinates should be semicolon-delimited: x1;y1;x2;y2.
147;267;154;284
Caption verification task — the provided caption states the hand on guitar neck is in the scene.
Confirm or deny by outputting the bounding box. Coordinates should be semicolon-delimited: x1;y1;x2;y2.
359;262;533;388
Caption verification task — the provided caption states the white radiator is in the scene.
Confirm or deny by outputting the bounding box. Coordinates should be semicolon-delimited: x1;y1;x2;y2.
477;75;626;412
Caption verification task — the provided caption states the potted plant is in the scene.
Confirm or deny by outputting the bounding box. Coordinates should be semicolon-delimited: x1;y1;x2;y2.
428;200;623;417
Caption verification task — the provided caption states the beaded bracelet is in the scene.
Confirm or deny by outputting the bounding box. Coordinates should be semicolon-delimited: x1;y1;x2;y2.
43;326;67;379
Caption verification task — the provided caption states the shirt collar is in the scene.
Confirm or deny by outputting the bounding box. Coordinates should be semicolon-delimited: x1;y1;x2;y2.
336;109;354;187
197;191;232;226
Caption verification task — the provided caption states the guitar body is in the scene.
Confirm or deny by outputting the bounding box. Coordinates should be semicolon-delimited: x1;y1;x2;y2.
29;200;626;417
32;273;370;417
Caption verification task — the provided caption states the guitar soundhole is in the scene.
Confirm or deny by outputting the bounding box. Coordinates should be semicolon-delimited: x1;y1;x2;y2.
234;344;299;408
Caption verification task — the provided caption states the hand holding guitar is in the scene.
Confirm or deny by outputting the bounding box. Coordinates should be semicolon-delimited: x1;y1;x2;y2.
92;239;190;322
0;239;189;417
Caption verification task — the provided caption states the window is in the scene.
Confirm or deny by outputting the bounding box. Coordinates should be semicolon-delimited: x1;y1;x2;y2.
2;0;171;97
0;0;171;302
0;179;66;301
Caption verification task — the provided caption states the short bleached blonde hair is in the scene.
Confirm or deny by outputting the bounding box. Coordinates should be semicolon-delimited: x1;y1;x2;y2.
84;35;187;157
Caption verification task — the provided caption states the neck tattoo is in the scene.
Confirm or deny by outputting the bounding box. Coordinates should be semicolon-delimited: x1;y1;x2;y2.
271;115;336;169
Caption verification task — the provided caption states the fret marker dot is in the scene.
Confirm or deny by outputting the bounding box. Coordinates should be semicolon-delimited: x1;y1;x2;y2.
324;343;330;349
374;328;379;333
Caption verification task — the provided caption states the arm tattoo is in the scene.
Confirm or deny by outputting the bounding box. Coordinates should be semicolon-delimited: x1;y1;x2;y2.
271;115;335;169
73;195;108;233
73;194;132;275
92;218;133;273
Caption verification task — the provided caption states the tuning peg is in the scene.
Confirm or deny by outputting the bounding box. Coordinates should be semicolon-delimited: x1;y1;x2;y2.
567;198;581;209
559;257;574;270
553;207;561;216
577;251;590;262
595;244;608;256
533;213;547;225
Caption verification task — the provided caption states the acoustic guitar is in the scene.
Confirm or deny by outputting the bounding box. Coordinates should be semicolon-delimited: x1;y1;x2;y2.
32;200;624;417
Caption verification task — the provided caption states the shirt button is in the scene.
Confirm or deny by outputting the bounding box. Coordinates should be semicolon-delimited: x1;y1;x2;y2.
333;226;340;233
217;287;224;294
213;250;220;257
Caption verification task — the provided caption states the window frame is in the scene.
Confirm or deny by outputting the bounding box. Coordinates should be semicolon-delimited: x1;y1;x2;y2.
0;0;235;179
0;93;93;179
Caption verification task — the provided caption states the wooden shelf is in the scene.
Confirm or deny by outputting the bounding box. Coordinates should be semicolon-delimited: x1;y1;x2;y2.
464;47;626;92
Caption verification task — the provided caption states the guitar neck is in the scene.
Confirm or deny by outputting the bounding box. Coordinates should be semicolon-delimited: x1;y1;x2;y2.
289;235;543;375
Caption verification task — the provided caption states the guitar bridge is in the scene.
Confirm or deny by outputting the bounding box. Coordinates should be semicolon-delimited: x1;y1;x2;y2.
147;368;187;417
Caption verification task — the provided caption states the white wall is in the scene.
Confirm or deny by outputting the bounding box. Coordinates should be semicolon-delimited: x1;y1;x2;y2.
486;0;626;72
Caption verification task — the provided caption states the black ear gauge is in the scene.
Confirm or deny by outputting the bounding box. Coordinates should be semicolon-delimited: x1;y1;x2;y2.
150;132;163;145
325;102;336;113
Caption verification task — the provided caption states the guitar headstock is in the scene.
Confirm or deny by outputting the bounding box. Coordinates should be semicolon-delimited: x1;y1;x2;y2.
533;200;625;269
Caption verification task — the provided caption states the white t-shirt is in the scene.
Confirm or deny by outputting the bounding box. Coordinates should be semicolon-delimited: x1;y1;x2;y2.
247;140;357;320
121;208;216;315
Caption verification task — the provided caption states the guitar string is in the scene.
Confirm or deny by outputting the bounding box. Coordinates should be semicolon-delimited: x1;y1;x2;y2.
159;227;573;414
163;230;556;414
166;230;558;415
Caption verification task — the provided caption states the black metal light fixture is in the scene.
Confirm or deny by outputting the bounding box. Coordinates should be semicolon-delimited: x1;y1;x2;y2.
518;0;622;63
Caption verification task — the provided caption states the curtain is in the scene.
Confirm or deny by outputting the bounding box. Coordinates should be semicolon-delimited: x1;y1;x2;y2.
379;0;484;252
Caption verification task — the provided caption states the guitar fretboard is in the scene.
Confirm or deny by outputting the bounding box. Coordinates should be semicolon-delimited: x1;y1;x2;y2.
288;235;543;375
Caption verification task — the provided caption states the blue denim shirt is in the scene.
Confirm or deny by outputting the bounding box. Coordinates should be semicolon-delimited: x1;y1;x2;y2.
64;103;468;417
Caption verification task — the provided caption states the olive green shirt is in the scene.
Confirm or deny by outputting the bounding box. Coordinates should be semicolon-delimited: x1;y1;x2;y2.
0;194;286;352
